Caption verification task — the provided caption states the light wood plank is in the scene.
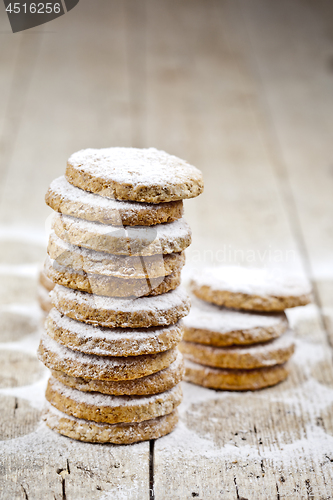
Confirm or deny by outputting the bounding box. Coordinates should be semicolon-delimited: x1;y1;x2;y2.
0;0;132;229
0;5;39;184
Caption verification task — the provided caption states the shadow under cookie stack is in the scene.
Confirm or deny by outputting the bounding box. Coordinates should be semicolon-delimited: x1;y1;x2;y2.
38;147;203;444
180;266;312;391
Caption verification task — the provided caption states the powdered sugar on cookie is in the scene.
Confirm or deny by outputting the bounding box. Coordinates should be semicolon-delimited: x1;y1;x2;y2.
51;285;190;328
192;266;312;298
183;297;288;334
46;176;184;226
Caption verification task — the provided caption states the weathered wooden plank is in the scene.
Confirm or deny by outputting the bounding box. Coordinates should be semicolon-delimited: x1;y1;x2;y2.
0;0;132;229
0;7;38;185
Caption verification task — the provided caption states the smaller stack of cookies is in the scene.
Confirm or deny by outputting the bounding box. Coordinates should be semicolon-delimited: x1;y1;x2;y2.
180;266;312;391
38;147;203;443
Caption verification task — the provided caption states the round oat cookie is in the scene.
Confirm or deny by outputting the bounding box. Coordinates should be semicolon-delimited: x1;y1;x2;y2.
45;256;181;298
191;266;312;311
43;403;178;444
48;232;185;280
179;330;295;370
65;147;204;203
37;285;52;314
184;359;289;391
51;285;190;329
183;297;288;346
51;351;184;396
46;176;184;226
38;333;178;381
46;307;183;357
46;377;182;424
52;213;191;256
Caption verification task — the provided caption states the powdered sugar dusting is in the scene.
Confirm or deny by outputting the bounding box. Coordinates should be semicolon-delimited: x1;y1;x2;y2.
47;176;182;225
48;307;181;342
183;329;294;358
40;332;167;368
51;284;190;318
47;307;182;356
183;296;288;334
49;176;170;212
68;147;202;187
53;213;191;256
48;376;181;408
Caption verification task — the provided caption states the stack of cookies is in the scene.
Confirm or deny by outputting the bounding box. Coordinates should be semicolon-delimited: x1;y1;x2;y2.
180;266;312;391
38;147;203;444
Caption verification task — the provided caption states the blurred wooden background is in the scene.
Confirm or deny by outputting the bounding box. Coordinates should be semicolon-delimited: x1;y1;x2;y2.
1;0;333;498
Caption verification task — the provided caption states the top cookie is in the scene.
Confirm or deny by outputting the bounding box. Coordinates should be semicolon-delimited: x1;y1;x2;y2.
191;266;312;311
65;147;204;203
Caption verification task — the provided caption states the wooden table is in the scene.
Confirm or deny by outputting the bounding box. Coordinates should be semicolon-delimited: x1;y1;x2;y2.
1;0;333;498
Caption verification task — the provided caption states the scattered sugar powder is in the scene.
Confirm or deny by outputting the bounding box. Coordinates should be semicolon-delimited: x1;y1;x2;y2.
191;265;312;297
0;371;49;410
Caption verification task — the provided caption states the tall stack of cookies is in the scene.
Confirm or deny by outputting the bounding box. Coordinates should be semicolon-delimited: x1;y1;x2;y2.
38;147;203;444
180;266;312;390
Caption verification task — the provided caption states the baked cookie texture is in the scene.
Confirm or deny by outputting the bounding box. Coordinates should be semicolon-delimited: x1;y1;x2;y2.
51;352;184;396
184;359;289;391
180;330;295;369
46;176;184;226
38;333;178;381
48;231;185;279
52;213;192;256
46;377;182;424
191;266;312;312
46;307;184;357
182;266;311;391
40;146;204;442
183;297;288;347
50;285;191;328
43;403;179;444
44;256;181;298
65;147;204;203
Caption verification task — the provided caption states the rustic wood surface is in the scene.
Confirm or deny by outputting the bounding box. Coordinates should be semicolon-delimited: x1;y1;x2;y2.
0;0;333;498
